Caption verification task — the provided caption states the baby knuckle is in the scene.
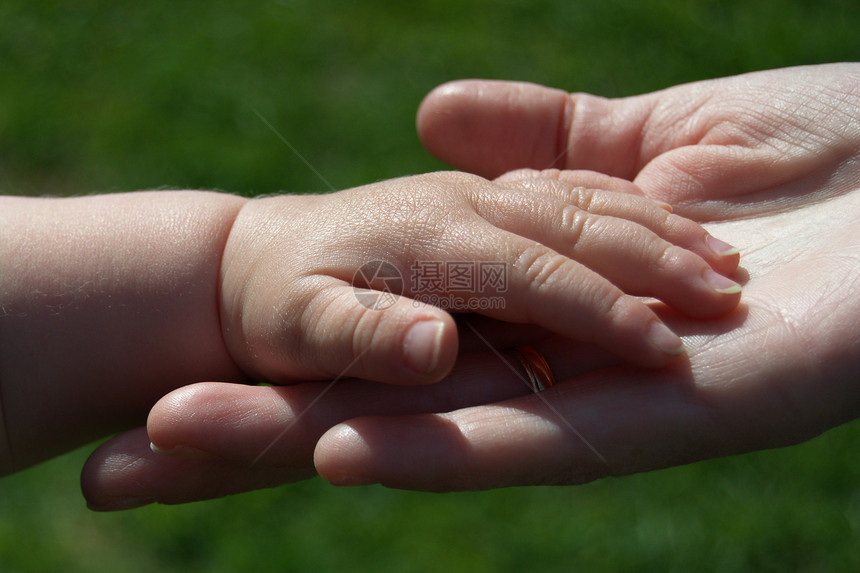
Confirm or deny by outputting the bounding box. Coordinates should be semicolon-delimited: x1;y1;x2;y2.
517;246;574;294
349;306;389;359
290;285;364;371
561;206;600;251
564;185;597;211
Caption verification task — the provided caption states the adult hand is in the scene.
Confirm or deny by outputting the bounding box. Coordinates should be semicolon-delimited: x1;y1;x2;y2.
83;64;860;506
314;63;860;488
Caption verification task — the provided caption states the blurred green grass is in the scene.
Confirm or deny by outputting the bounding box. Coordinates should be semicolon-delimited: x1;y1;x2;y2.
3;0;859;196
2;0;860;571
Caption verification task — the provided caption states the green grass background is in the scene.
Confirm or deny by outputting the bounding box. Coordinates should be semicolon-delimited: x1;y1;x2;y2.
2;0;860;571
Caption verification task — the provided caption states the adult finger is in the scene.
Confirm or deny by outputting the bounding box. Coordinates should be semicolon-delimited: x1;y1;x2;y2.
309;358;775;491
147;338;613;466
417;79;653;180
418;67;860;218
80;428;310;511
81;341;620;508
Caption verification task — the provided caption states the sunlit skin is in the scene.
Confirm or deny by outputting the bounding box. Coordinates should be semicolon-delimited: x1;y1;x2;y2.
77;64;860;509
0;169;737;503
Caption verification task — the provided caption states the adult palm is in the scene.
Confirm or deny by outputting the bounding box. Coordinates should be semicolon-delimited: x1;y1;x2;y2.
310;63;860;488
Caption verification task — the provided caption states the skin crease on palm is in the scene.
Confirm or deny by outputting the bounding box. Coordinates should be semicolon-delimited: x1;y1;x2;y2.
80;64;860;507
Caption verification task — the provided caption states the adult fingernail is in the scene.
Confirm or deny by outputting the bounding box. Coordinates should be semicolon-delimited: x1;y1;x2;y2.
648;322;685;356
703;269;742;294
706;234;740;257
403;319;445;375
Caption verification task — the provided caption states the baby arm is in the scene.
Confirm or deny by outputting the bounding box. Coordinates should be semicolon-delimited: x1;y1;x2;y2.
0;171;740;475
0;191;247;474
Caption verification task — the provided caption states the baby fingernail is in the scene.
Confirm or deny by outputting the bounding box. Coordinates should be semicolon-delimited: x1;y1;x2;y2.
704;269;742;294
404;319;445;375
648;322;686;356
706;235;740;257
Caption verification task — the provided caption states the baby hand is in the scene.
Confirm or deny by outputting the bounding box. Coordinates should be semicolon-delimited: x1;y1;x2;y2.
219;171;741;386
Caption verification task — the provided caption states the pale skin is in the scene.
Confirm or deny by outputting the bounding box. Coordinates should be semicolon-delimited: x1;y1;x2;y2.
0;174;737;483
77;63;860;508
